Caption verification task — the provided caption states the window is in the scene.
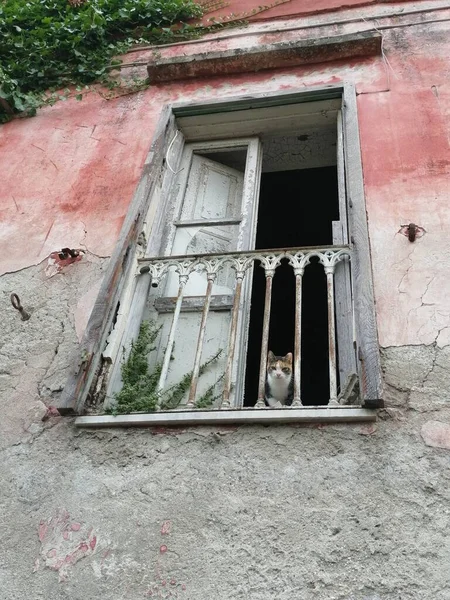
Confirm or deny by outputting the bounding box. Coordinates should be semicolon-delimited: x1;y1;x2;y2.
60;85;383;426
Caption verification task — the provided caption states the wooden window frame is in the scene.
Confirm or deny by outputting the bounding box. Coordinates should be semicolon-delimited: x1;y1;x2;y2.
57;83;383;420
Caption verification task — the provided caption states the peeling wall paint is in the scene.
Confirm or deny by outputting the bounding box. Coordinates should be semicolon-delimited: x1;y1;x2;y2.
198;0;416;24
37;509;97;582
1;2;450;598
1;10;449;345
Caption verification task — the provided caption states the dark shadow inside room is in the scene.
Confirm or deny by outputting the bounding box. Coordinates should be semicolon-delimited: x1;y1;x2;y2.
243;166;339;406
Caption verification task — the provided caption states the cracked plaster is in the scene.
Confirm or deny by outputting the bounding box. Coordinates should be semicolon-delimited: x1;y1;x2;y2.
3;405;450;599
1;257;450;599
1;10;450;600
0;252;106;450
381;344;450;412
262;131;337;172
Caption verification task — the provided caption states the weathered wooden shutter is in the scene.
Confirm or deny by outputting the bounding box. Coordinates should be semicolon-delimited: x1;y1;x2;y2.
102;125;187;408
166;153;245;297
333;110;358;398
56;108;183;414
146;139;262;407
341;85;383;407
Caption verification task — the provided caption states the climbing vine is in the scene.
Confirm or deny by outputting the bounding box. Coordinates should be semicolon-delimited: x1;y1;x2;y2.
0;0;202;122
0;0;293;122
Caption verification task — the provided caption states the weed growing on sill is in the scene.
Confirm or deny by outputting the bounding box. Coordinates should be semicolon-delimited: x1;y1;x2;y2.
107;320;223;415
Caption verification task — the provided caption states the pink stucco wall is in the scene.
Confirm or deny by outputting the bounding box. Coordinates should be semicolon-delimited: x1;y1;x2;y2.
199;0;413;23
1;1;449;349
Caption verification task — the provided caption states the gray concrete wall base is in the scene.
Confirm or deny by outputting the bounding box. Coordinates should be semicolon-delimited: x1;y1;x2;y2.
2;262;450;599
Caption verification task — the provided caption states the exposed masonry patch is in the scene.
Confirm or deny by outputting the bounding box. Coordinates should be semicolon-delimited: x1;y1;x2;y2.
146;31;382;83
421;421;450;450
45;248;85;278
37;509;97;582
0;253;107;449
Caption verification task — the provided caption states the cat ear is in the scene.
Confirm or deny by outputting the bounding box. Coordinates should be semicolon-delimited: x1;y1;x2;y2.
285;352;293;362
267;350;275;362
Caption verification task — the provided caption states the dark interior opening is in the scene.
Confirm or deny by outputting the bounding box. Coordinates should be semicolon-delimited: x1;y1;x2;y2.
243;166;339;406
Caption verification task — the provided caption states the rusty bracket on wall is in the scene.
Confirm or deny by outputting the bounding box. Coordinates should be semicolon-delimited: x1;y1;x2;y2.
58;247;81;260
399;223;426;242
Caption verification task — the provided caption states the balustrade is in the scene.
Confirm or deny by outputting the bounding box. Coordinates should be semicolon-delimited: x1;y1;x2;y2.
138;246;351;409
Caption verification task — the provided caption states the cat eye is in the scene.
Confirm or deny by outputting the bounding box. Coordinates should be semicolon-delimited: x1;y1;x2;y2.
282;367;290;373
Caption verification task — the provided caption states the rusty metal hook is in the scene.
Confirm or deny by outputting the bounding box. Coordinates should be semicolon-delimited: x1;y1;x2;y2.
10;293;31;321
408;223;417;242
399;223;425;242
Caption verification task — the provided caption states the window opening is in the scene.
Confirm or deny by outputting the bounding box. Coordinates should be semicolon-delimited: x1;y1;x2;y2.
139;128;346;409
244;166;339;406
59;86;383;420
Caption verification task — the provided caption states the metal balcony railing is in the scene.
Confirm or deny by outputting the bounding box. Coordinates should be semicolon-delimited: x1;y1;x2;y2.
138;246;352;410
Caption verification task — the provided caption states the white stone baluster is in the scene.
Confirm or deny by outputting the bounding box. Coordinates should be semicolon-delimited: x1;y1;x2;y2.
319;250;350;406
255;253;283;408
157;259;196;402
187;257;223;408
221;256;252;408
286;251;311;407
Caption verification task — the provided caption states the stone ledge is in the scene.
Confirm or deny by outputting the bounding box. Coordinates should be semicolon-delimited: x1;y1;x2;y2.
147;31;382;83
75;406;376;428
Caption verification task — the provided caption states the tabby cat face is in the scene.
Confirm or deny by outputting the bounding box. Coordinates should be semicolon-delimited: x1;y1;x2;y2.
267;351;293;380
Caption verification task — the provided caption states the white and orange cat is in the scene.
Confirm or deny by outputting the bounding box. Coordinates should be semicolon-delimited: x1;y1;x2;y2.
264;351;294;407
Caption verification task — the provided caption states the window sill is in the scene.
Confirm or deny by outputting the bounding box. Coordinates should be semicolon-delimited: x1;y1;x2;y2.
75;406;376;428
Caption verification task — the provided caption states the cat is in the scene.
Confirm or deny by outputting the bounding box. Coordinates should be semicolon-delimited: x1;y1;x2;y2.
264;351;294;407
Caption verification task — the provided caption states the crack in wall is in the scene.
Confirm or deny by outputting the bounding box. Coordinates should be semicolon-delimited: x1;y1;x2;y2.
1;255;108;441
397;246;416;295
382;343;450;414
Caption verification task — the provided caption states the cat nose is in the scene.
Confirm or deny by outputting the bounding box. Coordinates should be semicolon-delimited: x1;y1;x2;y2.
276;373;282;378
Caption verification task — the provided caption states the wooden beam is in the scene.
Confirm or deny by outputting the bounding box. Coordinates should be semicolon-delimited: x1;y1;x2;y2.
172;84;344;117
154;294;234;313
333;111;358;394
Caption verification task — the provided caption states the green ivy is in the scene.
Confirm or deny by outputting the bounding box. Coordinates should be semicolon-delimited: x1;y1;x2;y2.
0;0;202;122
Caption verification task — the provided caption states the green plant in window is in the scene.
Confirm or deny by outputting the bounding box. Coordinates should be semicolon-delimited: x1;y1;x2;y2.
159;350;224;411
109;320;162;414
195;372;225;409
108;320;224;415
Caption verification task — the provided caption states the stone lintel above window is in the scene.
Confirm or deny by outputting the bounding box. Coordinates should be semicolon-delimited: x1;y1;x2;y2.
146;31;382;83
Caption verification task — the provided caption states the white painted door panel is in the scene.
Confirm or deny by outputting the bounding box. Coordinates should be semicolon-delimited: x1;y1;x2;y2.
180;154;243;221
148;140;262;407
167;154;244;297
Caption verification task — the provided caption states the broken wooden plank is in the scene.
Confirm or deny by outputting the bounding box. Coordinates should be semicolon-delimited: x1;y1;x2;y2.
154;294;234;313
